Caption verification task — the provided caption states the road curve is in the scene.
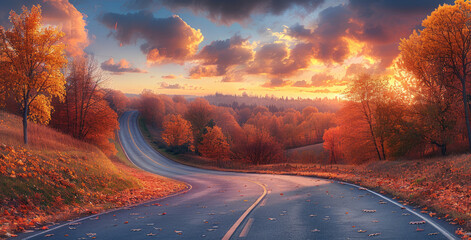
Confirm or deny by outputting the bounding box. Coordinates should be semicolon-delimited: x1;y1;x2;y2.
19;111;460;240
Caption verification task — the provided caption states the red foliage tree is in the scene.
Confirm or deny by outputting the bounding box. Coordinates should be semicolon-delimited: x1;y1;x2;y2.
233;125;283;165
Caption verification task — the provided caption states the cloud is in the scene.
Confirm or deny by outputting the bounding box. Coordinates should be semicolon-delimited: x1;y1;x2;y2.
190;35;254;79
238;88;247;91
261;78;291;88
311;73;336;87
292;80;309;87
159;82;184;89
247;42;315;78
284;0;452;67
162;74;177;79
124;0;325;25
99;11;203;64
0;0;89;57
101;58;147;74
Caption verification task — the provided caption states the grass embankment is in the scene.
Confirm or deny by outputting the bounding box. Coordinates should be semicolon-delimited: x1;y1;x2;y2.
139;118;470;237
0;111;186;238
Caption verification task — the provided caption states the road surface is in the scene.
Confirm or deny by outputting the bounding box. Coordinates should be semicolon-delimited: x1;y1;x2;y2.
19;111;460;239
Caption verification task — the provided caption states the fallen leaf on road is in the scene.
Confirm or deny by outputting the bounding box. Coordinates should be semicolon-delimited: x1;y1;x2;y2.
147;233;156;236
311;229;320;232
358;230;367;233
131;229;141;232
368;233;381;236
268;218;276;221
175;230;183;235
44;234;54;237
363;209;376;213
409;220;426;225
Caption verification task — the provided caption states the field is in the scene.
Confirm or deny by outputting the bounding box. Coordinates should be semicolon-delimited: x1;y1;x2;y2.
0;111;186;237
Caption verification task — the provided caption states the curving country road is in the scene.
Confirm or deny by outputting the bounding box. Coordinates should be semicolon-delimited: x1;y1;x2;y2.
20;111;460;240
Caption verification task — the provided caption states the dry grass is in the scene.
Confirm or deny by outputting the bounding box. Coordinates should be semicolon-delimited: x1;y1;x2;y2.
0;111;95;152
0;111;186;238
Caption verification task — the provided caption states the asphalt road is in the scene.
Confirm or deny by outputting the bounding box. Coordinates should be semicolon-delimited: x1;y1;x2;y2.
19;111;460;240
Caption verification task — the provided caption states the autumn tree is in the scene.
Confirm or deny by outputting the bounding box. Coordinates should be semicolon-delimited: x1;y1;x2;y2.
0;5;67;144
51;57;118;155
199;126;230;165
161;114;193;153
184;98;213;145
323;127;342;164
233;125;283;165
344;73;389;161
399;0;471;151
139;90;166;128
399;32;459;156
105;89;129;115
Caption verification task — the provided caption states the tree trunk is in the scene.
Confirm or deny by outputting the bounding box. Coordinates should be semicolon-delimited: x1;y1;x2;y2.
440;144;446;156
23;102;28;144
461;80;471;152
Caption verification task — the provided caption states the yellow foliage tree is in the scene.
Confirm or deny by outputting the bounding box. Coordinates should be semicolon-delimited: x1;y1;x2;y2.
400;0;471;151
199;126;230;165
161;114;193;152
0;5;67;144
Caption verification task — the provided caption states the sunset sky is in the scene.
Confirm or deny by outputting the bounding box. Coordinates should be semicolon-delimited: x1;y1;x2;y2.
0;0;453;98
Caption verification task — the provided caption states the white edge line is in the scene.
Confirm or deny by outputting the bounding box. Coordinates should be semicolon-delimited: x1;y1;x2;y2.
341;181;459;240
21;112;192;240
222;181;267;240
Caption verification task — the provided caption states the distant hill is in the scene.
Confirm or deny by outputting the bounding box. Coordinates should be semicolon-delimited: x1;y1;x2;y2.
204;93;342;112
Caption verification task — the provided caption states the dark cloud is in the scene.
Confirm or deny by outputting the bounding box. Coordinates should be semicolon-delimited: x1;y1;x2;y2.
285;0;452;67
101;58;147;74
261;78;291;88
189;35;254;79
99;11;203;64
0;0;89;56
247;42;315;78
124;0;325;25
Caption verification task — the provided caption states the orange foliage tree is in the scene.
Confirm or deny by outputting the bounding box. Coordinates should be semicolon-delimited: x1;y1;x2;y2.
199;126;230;165
399;0;471;151
161;114;193;153
51;57;118;155
0;5;67;144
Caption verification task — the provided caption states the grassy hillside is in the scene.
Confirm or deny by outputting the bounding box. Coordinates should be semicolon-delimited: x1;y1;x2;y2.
0;111;186;237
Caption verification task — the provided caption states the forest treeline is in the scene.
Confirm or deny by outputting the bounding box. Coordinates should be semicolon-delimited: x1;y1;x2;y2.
205;93;341;113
